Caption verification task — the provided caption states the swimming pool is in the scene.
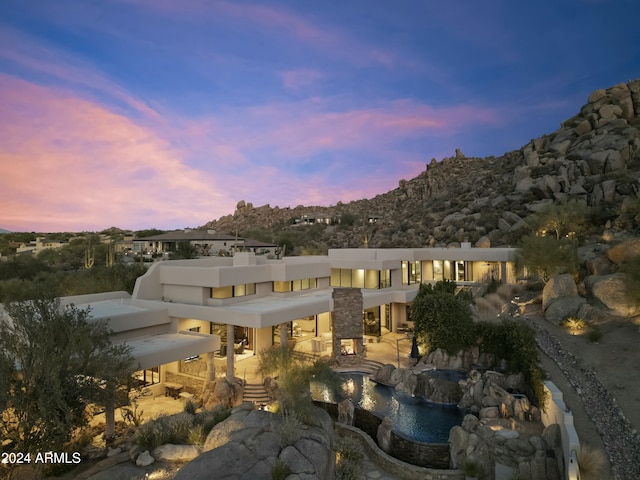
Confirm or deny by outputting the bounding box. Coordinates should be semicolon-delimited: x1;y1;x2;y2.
311;373;466;443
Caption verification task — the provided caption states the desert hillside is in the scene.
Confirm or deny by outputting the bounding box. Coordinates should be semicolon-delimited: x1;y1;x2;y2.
205;79;640;252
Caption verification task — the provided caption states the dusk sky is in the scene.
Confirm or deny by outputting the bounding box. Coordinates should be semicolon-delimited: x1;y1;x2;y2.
1;1;639;233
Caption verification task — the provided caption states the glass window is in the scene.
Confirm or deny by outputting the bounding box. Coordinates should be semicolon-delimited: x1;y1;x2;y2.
340;269;352;287
212;284;255;298
433;261;444;281
364;269;379;289
134;366;159;386
330;269;340;286
363;307;380;336
273;281;291;292
380;270;391;288
402;261;421;285
212;285;233;299
351;269;365;288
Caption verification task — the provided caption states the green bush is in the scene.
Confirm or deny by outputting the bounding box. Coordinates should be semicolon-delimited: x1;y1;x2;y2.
476;320;547;407
411;281;475;355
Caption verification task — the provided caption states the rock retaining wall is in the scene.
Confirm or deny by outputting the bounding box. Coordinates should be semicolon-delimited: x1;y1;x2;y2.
314;401;451;470
334;423;463;480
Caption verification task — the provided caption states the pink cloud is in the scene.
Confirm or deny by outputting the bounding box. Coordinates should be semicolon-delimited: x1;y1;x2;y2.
0;27;160;120
0;75;233;232
202;98;502;160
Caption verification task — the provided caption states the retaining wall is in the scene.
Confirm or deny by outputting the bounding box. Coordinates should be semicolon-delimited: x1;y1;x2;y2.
542;381;580;480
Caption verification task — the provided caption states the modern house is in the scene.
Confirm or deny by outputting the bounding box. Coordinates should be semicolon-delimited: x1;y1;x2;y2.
133;230;277;257
58;243;516;394
16;236;68;255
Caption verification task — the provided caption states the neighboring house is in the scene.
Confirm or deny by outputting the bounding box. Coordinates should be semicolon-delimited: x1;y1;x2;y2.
114;235;135;254
16;236;68;255
39;244;515;401
133;230;276;257
295;212;334;225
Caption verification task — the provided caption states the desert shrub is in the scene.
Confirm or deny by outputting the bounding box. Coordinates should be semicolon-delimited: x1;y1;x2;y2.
462;459;480;477
136;412;195;450
188;425;206;446
277;411;303;447
474;297;499;320
496;283;521;300
486;277;501;294
121;388;148;427
194;406;230;437
486;293;506;311
182;406;230;446
562;316;586;331
335;438;363;480
577;443;607;480
258;344;340;416
587;326;603;343
183;398;197;415
272;459;292;480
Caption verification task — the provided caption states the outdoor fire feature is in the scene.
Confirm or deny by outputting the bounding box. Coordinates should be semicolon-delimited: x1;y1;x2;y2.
332;288;365;361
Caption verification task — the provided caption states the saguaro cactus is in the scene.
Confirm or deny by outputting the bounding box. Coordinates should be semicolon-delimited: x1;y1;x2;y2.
84;245;95;269
106;242;116;267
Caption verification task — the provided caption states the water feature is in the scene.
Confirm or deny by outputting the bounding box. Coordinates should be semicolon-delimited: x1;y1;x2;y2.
311;372;466;443
424;368;467;383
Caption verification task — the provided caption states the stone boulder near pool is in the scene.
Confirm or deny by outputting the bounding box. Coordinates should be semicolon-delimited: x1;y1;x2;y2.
175;403;335;480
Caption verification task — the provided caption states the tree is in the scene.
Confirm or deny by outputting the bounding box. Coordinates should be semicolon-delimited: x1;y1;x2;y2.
0;298;134;454
411;281;475;355
134;228;166;238
527;200;594;240
171;241;197;259
515;234;578;283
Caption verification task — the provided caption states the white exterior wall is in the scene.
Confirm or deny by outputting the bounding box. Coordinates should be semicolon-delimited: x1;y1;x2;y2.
542;382;580;480
129;247;518;352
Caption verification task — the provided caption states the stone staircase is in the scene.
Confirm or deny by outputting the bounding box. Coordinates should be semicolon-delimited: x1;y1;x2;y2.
242;382;271;404
336;357;385;375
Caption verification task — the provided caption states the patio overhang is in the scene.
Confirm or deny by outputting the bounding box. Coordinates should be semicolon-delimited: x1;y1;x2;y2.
126;331;220;371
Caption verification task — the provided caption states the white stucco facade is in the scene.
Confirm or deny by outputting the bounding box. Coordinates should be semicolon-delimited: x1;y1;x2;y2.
56;245;516;392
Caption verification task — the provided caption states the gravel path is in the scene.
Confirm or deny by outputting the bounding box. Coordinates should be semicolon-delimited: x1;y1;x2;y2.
526;317;640;480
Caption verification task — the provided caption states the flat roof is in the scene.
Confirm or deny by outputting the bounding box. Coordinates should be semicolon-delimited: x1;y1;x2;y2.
126;331;219;370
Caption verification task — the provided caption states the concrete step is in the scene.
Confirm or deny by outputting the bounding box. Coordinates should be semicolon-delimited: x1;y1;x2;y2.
243;383;271;403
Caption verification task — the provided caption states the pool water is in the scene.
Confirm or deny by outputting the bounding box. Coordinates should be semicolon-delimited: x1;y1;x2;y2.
311;373;466;443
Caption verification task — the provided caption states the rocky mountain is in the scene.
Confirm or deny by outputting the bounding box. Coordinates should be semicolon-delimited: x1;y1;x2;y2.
205;79;640;252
